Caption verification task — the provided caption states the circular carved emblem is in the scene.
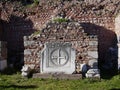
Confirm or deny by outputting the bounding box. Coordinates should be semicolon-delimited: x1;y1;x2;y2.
50;48;69;66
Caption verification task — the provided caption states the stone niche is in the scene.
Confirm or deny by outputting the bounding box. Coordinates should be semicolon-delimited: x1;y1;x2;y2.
41;42;75;74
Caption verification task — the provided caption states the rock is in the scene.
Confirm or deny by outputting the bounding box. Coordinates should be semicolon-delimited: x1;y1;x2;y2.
21;65;31;77
86;69;100;78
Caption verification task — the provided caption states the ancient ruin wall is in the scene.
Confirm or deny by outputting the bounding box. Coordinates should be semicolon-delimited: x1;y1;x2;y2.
24;21;98;72
0;0;118;69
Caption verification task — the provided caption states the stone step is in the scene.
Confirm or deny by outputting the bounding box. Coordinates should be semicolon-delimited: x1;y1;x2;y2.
33;73;82;80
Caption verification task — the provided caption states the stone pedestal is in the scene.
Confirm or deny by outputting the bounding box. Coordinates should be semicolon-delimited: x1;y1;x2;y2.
33;73;82;79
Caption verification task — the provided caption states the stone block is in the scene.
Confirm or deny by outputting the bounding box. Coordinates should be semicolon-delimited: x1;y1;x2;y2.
86;69;100;78
87;51;98;59
89;41;98;46
33;73;82;80
24;49;31;55
88;46;98;51
21;65;31;77
24;41;35;46
0;59;7;71
88;59;98;69
41;42;76;74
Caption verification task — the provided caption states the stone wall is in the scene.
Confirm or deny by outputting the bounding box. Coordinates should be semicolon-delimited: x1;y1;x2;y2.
2;0;114;51
0;0;118;71
24;21;98;73
0;1;61;66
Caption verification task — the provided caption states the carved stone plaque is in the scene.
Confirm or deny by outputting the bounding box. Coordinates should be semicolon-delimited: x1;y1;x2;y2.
50;48;69;66
41;42;75;74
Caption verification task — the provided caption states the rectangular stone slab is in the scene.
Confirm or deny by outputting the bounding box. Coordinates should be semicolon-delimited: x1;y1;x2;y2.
41;42;76;74
33;73;82;79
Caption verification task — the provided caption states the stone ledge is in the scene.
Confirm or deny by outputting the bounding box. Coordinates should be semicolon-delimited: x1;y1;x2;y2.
33;73;82;80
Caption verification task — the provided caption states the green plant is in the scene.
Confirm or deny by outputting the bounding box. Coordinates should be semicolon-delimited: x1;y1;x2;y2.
114;12;120;18
33;30;41;35
53;18;68;23
33;0;39;5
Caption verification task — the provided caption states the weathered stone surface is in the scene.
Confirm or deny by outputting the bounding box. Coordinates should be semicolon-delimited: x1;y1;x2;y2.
118;43;120;70
24;21;98;73
33;73;82;80
88;59;98;69
115;14;120;41
24;41;35;46
86;69;100;78
87;51;98;59
21;65;31;77
115;14;120;71
0;0;119;75
89;41;98;46
24;49;31;55
84;0;102;5
41;42;76;74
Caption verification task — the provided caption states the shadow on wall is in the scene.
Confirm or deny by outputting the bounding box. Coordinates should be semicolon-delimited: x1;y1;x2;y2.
1;15;36;70
81;23;118;78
